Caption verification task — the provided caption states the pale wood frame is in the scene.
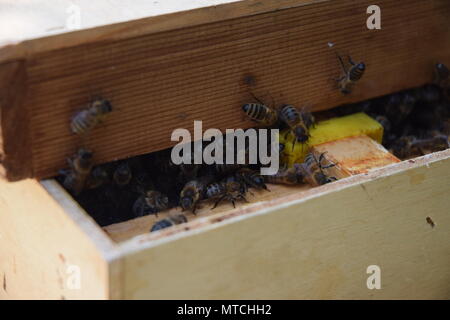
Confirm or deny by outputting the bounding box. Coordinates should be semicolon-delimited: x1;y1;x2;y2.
1;149;449;299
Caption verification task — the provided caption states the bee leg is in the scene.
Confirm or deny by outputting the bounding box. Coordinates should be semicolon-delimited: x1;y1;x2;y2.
347;55;356;66
240;195;249;203
336;52;347;73
212;195;225;209
250;91;265;105
318;152;326;163
318;153;335;169
284;131;290;140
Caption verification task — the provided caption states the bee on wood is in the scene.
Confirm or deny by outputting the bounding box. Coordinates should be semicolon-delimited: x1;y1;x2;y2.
301;152;338;186
180;176;212;214
390;136;416;158
150;214;188;232
242;94;278;127
70;98;112;135
279;104;312;150
264;164;306;185
392;132;449;158
206;176;248;209
426;216;435;228
413;134;449;154
85;166;109;190
113;162;132;186
60;148;94;195
335;54;366;94
235;168;268;191
132;190;169;217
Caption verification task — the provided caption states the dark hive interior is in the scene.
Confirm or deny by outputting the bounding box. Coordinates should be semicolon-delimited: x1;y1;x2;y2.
57;81;450;228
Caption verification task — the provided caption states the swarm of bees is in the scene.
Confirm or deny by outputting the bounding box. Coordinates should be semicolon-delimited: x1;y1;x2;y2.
333;63;450;158
57;55;449;234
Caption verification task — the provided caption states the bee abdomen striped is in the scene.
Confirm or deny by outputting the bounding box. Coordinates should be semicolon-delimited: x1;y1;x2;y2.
349;63;365;82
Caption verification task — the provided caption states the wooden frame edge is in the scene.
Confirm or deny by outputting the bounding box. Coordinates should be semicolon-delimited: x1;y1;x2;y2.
116;148;450;255
0;60;32;181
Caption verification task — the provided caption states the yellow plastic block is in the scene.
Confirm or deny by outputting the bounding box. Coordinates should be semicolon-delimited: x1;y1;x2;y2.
279;112;384;166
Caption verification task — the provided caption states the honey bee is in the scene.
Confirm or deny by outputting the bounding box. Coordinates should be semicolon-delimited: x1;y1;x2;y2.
301;152;338;186
390;135;417;158
132;190;169;217
235;168;268;191
180;176;212;214
391;130;449;159
434;63;449;87
413;134;449;154
242;94;278;127
70;98;112;135
434;63;450;101
382;92;416;128
335;54;366;94
85;166;109;189
150;214;188;232
279;104;311;149
60;148;94;195
206;176;247;209
113;162;132;186
426;216;435;228
375;115;391;133
264;164;306;185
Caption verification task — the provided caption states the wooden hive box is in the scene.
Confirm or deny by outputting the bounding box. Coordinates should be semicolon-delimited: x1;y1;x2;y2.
0;0;450;299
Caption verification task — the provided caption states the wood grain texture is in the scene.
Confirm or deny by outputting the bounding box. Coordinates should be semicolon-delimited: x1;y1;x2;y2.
1;0;450;181
116;150;450;299
0;178;118;299
313;135;401;176
0;60;31;180
0;0;325;62
104;184;311;243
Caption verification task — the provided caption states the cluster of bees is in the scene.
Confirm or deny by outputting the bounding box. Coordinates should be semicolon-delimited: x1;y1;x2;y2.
58;54;449;232
333;63;450;158
57;137;337;229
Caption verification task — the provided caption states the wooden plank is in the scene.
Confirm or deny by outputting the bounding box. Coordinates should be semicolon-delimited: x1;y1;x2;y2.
116;150;450;299
104;184;311;243
0;0;324;62
312;135;401;177
0;60;31;180
0;178;119;299
1;0;450;181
